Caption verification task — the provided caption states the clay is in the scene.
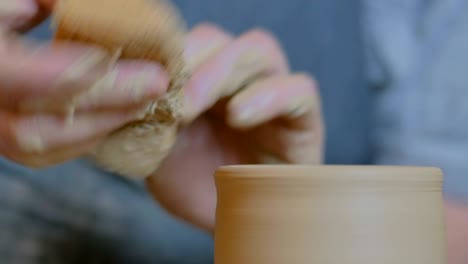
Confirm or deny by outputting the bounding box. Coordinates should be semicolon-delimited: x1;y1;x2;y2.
214;165;447;264
51;0;189;178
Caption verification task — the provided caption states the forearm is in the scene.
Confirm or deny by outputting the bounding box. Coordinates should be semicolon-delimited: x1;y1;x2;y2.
445;198;468;264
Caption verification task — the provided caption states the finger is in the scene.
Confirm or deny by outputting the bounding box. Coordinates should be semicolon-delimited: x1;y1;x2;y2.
0;37;168;114
184;23;234;70
2;135;103;168
249;121;324;164
0;0;48;32
183;28;289;121
0;38;109;110
227;73;322;130
0;106;145;156
72;60;169;113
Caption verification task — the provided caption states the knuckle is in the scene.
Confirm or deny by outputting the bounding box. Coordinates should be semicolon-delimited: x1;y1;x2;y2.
242;28;288;72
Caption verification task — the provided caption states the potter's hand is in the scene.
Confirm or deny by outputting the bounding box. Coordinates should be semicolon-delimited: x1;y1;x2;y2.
147;23;324;232
0;0;169;167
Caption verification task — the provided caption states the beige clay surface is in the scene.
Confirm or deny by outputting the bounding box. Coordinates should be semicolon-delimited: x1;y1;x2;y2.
214;165;447;264
51;0;189;178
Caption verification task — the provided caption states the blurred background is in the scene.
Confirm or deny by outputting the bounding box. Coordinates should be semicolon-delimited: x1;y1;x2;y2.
1;0;467;263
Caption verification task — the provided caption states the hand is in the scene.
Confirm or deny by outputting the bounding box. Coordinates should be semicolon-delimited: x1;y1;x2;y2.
0;0;170;167
445;199;468;264
147;23;325;232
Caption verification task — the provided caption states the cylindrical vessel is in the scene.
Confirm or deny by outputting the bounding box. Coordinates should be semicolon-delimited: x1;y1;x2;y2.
214;165;446;264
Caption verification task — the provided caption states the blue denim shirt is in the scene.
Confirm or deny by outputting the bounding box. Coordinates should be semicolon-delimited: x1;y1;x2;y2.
362;0;468;199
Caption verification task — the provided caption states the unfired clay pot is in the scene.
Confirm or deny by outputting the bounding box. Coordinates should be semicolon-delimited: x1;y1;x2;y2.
214;165;446;264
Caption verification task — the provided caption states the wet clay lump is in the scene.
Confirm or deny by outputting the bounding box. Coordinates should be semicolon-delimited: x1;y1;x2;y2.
51;0;188;178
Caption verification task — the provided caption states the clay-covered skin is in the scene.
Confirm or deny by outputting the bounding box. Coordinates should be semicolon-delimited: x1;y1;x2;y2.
214;165;447;264
51;0;189;178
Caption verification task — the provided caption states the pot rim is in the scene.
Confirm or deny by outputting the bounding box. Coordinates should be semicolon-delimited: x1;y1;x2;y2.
214;165;443;181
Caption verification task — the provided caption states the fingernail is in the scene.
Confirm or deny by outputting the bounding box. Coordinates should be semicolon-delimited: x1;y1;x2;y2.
15;117;46;153
229;99;262;126
116;63;169;103
16;132;45;153
233;106;257;124
230;91;276;124
287;97;312;118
